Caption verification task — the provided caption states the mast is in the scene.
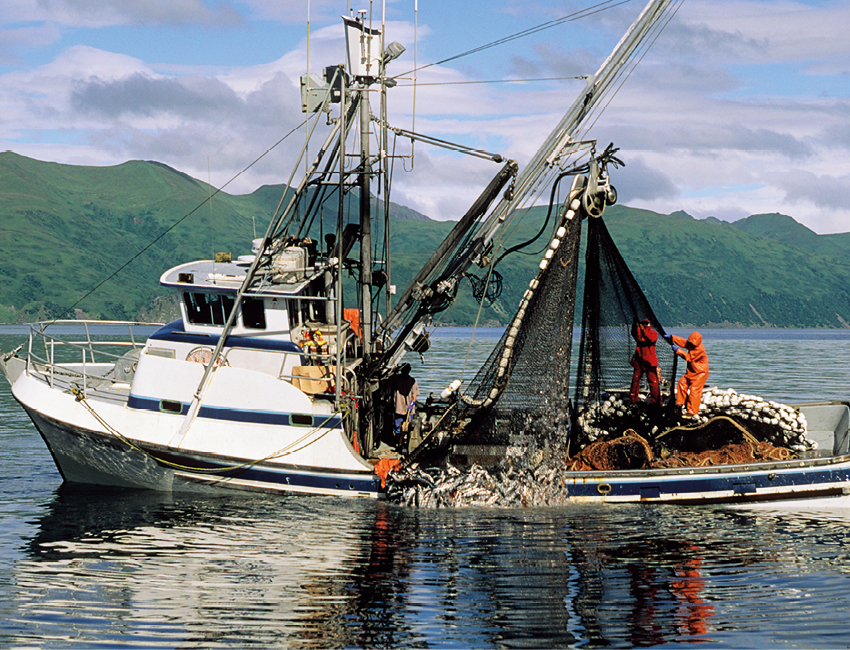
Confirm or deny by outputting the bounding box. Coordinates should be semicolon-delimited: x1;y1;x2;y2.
345;11;381;453
359;86;373;357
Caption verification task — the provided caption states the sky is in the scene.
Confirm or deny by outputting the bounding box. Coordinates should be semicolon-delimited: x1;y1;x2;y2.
2;0;849;234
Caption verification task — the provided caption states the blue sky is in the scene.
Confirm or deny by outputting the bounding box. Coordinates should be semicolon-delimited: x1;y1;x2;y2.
2;0;849;234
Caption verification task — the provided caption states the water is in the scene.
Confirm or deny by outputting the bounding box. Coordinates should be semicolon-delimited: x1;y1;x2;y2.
3;326;850;648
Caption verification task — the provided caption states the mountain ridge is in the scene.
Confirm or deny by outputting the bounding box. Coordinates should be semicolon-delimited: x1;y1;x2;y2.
1;152;848;328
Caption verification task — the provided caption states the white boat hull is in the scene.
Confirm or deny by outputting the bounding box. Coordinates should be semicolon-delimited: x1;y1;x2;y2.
10;366;384;498
25;406;383;497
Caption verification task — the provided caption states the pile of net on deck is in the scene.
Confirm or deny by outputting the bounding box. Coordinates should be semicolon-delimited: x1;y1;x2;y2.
570;385;812;470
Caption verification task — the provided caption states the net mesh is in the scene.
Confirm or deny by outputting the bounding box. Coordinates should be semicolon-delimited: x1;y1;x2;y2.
449;192;583;446
573;216;675;411
412;183;675;463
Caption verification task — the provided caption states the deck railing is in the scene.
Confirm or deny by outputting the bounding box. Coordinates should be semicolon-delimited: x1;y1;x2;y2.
26;320;162;395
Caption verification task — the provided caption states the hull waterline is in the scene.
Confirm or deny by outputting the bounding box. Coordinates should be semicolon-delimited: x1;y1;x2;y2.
22;404;384;498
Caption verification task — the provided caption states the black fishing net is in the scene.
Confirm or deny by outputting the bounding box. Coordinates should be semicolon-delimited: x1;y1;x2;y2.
450;192;584;445
457;210;677;445
410;178;675;465
571;216;676;439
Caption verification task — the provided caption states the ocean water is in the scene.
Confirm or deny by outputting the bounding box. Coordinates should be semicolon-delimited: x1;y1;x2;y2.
2;326;850;648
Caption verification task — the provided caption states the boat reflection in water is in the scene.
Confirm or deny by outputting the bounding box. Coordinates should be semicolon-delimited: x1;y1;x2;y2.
11;486;762;647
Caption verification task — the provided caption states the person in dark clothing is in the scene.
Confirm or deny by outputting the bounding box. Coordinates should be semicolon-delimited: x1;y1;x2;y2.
387;363;419;444
630;318;661;406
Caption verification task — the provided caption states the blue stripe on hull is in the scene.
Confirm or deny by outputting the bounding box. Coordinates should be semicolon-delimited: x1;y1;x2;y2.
563;462;850;502
24;407;383;498
149;319;304;354
127;395;343;429
150;448;382;494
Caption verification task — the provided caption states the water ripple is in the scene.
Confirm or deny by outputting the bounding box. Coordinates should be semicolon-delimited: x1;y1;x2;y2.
5;329;850;647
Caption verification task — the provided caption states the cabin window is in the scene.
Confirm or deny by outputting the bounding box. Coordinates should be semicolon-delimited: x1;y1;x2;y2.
159;400;183;414
184;292;234;326
308;299;326;323
288;299;304;330
241;297;266;330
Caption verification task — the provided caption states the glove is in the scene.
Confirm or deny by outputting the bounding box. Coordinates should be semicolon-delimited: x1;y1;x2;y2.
672;344;680;353
662;334;673;343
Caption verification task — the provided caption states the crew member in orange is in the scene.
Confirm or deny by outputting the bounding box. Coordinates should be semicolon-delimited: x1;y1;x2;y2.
630;318;661;406
666;331;709;417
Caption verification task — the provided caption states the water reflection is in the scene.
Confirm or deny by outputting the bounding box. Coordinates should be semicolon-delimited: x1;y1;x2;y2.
7;329;850;648
8;487;850;647
16;487;377;647
595;540;714;645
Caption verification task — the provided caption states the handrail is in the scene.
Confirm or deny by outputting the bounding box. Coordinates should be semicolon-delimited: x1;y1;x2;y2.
25;322;155;398
24;320;363;399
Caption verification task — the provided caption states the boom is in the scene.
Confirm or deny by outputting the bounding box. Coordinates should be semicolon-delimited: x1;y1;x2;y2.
379;0;676;367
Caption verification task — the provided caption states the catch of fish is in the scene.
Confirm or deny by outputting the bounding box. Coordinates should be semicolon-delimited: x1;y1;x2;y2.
387;457;571;508
387;385;815;508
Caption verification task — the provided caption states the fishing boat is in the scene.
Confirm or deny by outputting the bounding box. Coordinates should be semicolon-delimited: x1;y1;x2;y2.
3;0;850;505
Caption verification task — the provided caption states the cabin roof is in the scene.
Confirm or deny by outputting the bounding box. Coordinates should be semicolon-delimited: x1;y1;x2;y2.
160;259;317;295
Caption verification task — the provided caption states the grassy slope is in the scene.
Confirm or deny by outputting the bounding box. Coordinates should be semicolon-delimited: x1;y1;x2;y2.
2;152;849;327
0;152;264;321
605;206;850;327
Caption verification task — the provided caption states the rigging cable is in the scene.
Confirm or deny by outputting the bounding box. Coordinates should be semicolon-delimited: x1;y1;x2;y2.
492;169;579;267
560;0;685;147
50;118;309;326
392;0;634;79
396;76;586;87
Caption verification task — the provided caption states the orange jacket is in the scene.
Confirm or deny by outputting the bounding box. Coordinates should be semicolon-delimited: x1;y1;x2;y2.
672;332;709;378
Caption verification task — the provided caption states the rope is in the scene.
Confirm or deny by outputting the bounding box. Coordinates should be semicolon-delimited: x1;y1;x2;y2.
391;0;633;79
69;385;351;474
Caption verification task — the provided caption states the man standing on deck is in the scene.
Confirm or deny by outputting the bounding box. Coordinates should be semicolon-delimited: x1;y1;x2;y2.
665;331;709;418
388;363;419;447
630;318;661;406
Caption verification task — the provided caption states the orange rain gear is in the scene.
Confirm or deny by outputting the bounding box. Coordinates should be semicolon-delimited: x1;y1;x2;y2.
630;320;660;405
672;331;709;415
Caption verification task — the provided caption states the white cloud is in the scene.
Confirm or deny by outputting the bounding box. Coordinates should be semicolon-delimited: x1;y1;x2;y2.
0;23;62;65
1;0;850;234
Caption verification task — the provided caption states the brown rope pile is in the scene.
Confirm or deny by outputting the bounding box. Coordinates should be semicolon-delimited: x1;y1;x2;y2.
652;440;794;468
567;416;796;471
567;430;653;471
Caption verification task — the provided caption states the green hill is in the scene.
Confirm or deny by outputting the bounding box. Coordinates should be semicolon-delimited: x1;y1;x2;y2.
0;152;268;322
1;152;849;328
0;152;430;323
602;206;850;328
730;212;848;258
